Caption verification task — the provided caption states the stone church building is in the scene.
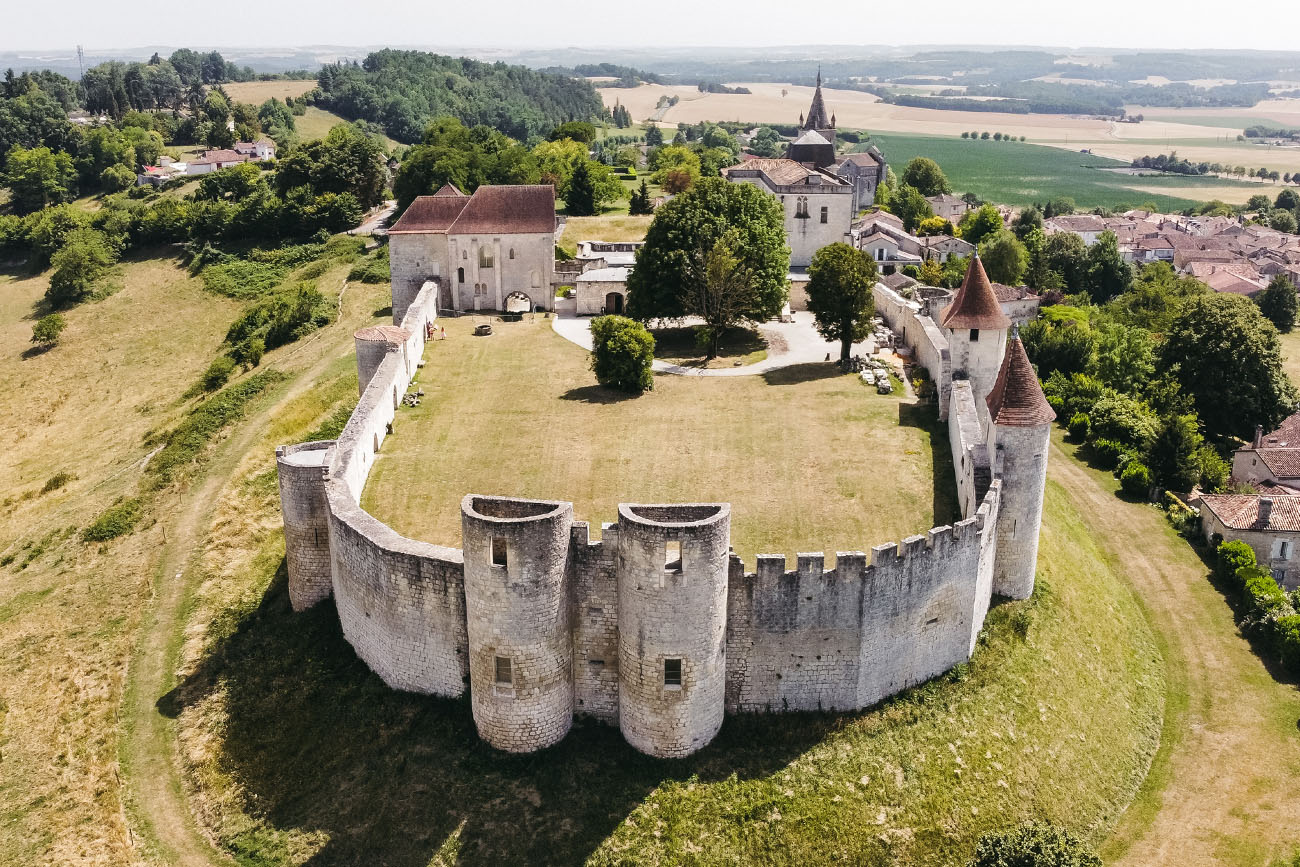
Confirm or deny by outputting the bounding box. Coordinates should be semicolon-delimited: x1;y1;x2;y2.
387;183;558;322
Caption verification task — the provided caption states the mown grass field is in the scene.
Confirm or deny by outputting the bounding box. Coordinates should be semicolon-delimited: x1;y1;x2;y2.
168;314;1163;866
221;80;316;104
560;214;654;248
361;317;951;562
864;133;1267;211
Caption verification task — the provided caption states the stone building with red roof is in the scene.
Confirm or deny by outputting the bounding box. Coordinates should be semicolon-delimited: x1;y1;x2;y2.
387;184;558;322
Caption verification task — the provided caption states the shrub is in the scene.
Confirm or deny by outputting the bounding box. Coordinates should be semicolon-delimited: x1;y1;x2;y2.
229;337;265;369
99;164;136;192
347;247;390;283
199;356;237;393
225;283;334;351
45;228;118;307
31;313;67;347
1089;392;1159;451
1120;460;1152;498
1216;539;1257;585
82;497;145;542
1197;446;1230;493
41;470;75;494
589;315;655;394
969;823;1102;867
1088;438;1125;470
1276;615;1300;674
1067;412;1090;441
201;260;288;299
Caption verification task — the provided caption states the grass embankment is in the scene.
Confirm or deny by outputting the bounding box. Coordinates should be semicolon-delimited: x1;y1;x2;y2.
1049;433;1300;866
170;324;1162;864
864;132;1265;211
0;241;385;865
362;316;949;562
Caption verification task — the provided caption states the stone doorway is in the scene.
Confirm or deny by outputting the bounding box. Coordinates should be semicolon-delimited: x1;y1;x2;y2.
605;292;624;315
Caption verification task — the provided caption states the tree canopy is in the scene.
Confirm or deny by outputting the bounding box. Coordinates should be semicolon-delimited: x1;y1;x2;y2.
806;243;878;362
626;177;789;325
1257;274;1298;333
900;157;951;197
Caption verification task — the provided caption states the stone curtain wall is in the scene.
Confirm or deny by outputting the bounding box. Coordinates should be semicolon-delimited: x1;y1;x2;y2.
724;485;999;714
949;381;992;520
274;277;1022;758
874;283;952;419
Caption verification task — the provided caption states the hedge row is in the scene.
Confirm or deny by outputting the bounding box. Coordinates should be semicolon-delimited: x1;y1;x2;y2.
1216;540;1300;674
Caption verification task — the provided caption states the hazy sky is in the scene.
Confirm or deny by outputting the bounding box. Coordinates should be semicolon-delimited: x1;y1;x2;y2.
3;0;1296;53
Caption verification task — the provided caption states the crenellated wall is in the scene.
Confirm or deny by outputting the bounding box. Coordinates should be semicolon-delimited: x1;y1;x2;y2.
274;276;1041;758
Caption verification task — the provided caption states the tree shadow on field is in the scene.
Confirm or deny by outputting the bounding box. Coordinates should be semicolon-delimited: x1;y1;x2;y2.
162;563;842;866
559;383;641;404
897;402;960;526
761;362;842;386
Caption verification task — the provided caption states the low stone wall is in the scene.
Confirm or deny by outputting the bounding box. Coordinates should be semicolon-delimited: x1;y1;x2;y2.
874;283;951;418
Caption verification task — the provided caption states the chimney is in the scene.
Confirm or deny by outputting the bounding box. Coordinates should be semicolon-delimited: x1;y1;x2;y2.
1254;424;1264;450
1259;497;1274;528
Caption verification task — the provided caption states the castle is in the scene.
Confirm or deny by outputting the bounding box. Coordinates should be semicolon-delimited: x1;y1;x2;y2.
275;255;1053;759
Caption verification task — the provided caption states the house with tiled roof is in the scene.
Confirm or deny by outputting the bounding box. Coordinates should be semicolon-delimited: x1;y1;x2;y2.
927;194;971;224
722;157;852;267
387;184;558;321
186;148;253;175
1045;214;1106;245
1199;494;1300;589
1233;413;1300;491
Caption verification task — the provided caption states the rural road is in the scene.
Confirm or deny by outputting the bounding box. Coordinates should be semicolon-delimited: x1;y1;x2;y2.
1050;441;1300;865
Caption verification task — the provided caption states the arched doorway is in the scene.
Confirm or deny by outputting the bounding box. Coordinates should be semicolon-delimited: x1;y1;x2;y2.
504;292;531;314
605;292;624;315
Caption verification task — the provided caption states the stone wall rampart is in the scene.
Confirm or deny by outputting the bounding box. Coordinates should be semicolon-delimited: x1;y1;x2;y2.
950;381;992;520
874;283;951;417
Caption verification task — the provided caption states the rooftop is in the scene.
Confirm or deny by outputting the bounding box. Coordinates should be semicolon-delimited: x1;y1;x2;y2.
389;185;556;236
1200;494;1300;532
939;256;1012;331
985;332;1056;427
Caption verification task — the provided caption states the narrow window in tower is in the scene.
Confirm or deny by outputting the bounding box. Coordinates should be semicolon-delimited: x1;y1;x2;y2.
820;206;828;223
664;658;682;688
970;328;980;341
494;656;512;684
491;536;507;567
665;540;682;572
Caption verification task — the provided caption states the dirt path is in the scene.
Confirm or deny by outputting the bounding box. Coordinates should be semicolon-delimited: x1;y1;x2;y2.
1051;443;1300;866
119;326;357;866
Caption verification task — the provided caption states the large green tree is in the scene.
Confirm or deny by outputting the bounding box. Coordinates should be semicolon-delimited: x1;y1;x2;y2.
957;203;1003;246
900;156;951;197
978;229;1028;285
1159;293;1297;440
3;145;77;214
626;176;788;326
45;229;118;307
1084;230;1132;302
806;243;878;362
1257;274;1298;333
589;315;655;393
275;123;387;208
891;184;934;234
1043;231;1089;293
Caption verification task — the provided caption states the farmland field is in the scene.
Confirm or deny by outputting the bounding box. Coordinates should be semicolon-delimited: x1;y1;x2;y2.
221;79;316;103
607;83;1300;175
862;133;1267;210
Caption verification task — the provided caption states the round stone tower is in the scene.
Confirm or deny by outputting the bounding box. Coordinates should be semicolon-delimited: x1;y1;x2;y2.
615;503;731;758
985;328;1056;599
353;325;410;396
940;254;1011;412
275;441;334;611
461;495;574;752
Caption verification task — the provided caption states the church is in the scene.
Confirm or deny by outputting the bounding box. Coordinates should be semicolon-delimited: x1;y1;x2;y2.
723;71;888;267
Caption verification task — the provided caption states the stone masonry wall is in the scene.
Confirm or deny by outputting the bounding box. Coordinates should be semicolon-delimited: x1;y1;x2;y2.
569;523;621;723
276;441;333;611
874;283;951;418
949;381;992;520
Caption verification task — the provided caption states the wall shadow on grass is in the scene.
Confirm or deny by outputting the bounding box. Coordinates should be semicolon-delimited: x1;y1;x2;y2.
760;363;843;386
163;564;845;866
897;401;960;526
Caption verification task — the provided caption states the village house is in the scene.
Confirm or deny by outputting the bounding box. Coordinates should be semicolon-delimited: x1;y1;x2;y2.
1199;494;1300;590
927;193;972;224
1045;214;1106;246
233;138;277;161
921;234;975;263
573;266;630;316
186;148;254;175
721;157;853;267
1232;414;1300;492
388;183;558;320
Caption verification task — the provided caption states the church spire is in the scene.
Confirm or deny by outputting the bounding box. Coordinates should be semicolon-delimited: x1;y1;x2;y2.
803;67;831;131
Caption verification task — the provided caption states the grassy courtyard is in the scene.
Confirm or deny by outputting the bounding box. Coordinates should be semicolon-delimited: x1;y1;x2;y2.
361;316;952;562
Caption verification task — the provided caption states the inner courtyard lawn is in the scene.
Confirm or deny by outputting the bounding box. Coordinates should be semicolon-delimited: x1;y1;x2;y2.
361;316;955;564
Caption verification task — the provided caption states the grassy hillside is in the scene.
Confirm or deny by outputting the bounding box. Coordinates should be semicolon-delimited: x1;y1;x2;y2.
170;324;1163;866
863;133;1265;210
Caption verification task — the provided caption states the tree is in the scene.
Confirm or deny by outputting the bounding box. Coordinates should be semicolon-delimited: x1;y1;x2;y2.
969;823;1101;867
688;229;762;358
916;216;953;236
644;124;663;147
1159;292;1298;440
1276;188;1300;211
549;121;596;143
566;158;597;216
1043;231;1088;292
900;156;951;196
589;315;655;393
31;312;66;347
628;180;653;215
978;229;1028;285
98;164;135;192
749;126;782;158
627;176;788;327
45;229;118;307
1089;323;1155;393
957;203;1003;246
3;145;77;214
275;123;388;208
650;144;701;191
919;257;945;286
806;243;878;362
891;185;934;233
1257;274;1298;333
1108;261;1206;332
1270;210;1298;234
1149;413;1203;492
1012;206;1044;241
1247;193;1272;212
1084;230;1131;302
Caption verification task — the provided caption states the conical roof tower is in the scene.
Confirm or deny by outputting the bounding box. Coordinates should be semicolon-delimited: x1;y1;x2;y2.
985;327;1056;427
939;254;1011;331
803;67;832;131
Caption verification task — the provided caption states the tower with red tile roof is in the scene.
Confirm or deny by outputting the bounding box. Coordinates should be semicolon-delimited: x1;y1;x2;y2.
940;253;1011;417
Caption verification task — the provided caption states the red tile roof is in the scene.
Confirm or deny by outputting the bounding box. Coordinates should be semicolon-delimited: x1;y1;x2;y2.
1260;449;1300;479
354;325;411;344
389;184;556;235
433;183;466;197
985;332;1055;427
1200;494;1300;532
1261;411;1300;447
940;255;1011;330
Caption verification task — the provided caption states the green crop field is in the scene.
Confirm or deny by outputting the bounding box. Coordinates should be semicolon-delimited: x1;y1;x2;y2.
861;133;1264;211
